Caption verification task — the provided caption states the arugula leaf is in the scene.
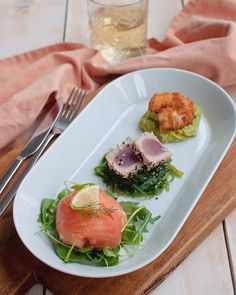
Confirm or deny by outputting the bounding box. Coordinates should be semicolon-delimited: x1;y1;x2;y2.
38;199;53;224
57;188;71;200
38;199;56;228
70;183;96;191
120;202;160;245
56;244;119;266
122;227;143;244
103;246;120;257
119;201;140;216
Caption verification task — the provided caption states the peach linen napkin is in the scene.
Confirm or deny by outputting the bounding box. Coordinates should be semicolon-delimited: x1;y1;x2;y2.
0;0;236;151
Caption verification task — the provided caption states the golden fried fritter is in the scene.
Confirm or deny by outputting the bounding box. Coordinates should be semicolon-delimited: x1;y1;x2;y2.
149;92;173;112
148;92;195;132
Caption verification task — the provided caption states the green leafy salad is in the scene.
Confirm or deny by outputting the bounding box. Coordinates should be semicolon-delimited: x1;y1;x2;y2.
38;183;160;267
95;156;183;198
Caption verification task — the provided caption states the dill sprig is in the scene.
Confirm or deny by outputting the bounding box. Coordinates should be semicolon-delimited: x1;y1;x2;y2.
70;201;117;217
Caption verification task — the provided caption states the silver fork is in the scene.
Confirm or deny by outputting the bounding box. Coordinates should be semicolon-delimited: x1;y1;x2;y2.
37;87;86;157
0;87;86;216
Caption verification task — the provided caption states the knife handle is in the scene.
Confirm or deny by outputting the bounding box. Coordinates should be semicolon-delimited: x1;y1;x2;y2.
0;157;24;195
0;132;57;216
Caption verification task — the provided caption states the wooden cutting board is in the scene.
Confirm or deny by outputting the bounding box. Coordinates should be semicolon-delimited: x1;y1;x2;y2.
0;90;235;295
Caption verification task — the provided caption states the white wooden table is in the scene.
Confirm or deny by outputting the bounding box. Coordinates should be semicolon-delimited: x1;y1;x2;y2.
1;1;235;294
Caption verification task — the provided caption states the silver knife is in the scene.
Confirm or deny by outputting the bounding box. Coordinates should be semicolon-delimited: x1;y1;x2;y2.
0;131;58;216
0;101;61;194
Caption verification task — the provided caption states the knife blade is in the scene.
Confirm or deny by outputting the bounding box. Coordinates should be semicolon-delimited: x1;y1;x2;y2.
0;101;61;194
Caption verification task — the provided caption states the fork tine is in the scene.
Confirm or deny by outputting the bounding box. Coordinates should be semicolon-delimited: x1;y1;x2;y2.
64;88;79;119
61;87;76;116
69;88;79;107
70;89;86;120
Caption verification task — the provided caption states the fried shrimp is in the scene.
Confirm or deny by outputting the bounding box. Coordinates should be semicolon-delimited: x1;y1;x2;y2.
148;92;173;112
148;92;195;132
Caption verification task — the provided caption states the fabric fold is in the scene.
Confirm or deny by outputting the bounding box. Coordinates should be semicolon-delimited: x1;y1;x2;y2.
1;0;236;150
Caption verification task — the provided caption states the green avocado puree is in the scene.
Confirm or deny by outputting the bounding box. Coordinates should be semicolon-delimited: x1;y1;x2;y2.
139;105;201;143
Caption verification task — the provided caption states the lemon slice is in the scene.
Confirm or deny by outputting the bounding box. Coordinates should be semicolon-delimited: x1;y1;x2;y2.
71;185;100;209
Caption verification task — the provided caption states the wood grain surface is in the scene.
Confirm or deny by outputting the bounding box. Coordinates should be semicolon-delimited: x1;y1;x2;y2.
0;87;235;295
0;0;66;58
225;211;236;289
153;225;234;295
1;1;236;294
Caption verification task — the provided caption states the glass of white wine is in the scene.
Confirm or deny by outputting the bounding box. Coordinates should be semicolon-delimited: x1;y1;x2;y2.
88;0;148;63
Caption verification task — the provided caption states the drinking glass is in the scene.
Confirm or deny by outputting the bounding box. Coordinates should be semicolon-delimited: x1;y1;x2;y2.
87;0;148;63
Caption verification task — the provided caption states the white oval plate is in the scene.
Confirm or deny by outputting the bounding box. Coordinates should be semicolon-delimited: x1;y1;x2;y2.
13;68;236;278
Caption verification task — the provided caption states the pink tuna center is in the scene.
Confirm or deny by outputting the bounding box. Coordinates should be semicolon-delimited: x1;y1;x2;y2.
115;146;140;167
142;138;164;156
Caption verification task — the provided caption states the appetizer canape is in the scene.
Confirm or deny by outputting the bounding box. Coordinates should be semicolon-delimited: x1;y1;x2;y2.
38;182;158;266
94;132;183;198
139;92;201;143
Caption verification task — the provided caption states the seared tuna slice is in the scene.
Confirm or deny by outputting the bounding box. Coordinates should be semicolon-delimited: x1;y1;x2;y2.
133;132;171;169
105;142;143;178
